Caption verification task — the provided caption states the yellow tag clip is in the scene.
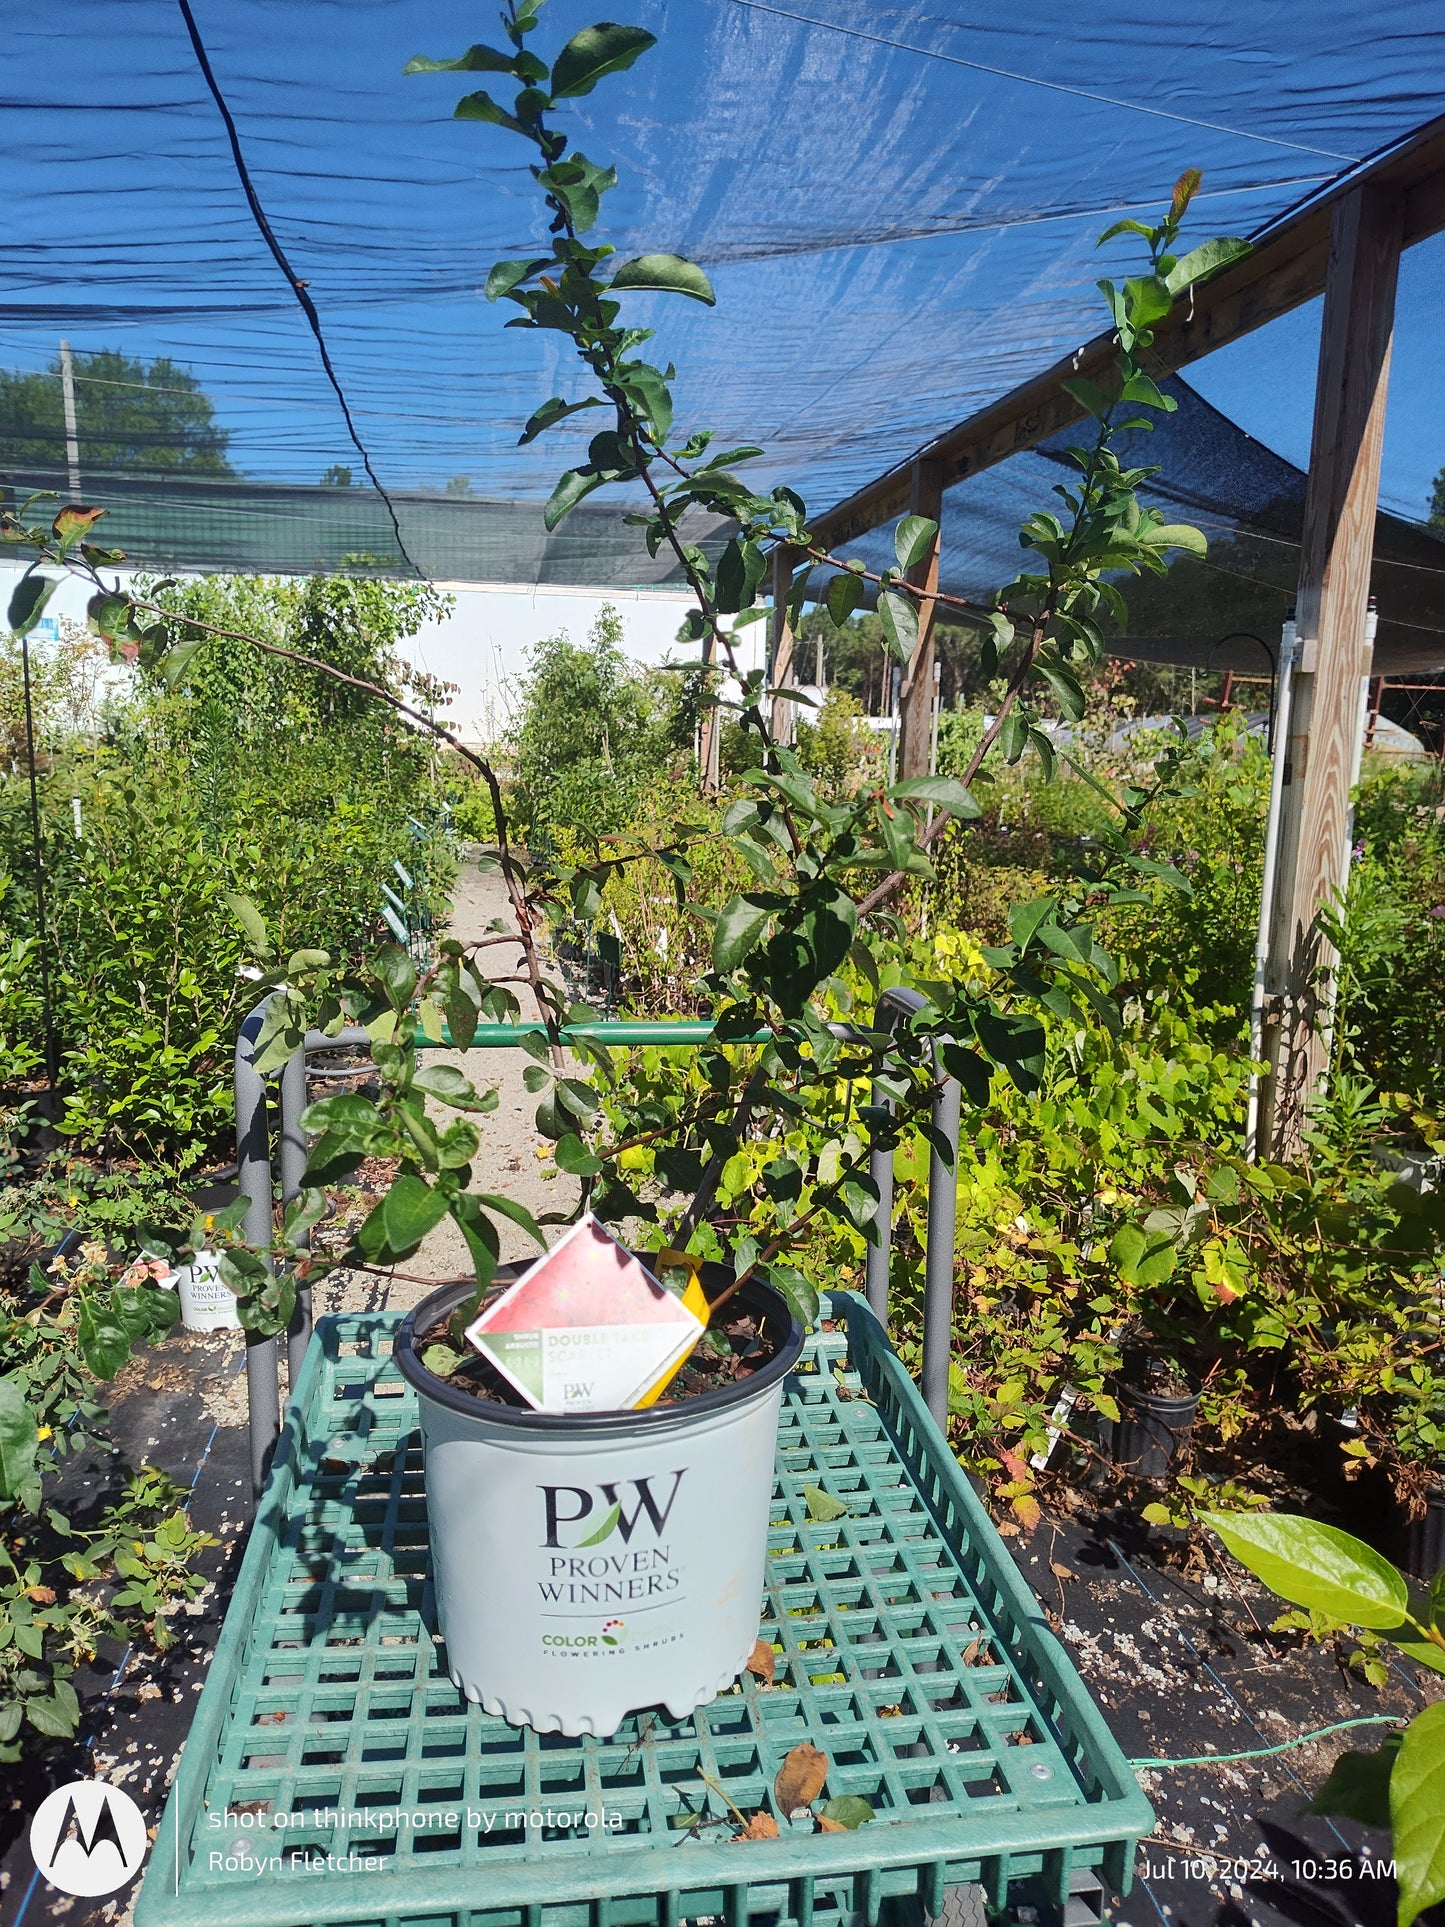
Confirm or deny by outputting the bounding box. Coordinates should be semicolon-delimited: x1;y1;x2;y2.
634;1248;709;1408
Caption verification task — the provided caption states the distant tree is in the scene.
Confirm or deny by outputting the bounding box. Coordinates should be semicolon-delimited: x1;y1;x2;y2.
321;464;358;487
445;475;475;496
0;349;232;477
793;608;982;715
1430;464;1445;530
510;604;657;840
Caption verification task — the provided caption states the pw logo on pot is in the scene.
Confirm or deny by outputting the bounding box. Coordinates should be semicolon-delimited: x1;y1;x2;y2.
541;1471;686;1548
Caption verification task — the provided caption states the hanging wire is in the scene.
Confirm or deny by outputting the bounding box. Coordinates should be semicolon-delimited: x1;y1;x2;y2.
1204;629;1279;748
174;0;423;579
727;0;1358;161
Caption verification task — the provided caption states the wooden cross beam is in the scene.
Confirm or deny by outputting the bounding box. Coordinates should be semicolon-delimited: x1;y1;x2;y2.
810;115;1445;551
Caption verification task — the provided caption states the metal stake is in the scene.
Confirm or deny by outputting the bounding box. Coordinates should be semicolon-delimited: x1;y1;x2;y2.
236;1000;279;1495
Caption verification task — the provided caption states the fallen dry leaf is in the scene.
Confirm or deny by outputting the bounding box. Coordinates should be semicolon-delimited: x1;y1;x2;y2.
817;1814;847;1833
735;1810;780;1841
1049;1562;1076;1581
745;1639;776;1685
1011;1492;1042;1531
774;1741;829;1814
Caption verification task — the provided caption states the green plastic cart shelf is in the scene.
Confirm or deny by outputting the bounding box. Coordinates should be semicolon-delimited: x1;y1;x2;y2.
136;1294;1152;1927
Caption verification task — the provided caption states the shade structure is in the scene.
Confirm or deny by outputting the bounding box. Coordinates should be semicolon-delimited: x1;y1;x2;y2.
3;1;1445;656
841;379;1445;677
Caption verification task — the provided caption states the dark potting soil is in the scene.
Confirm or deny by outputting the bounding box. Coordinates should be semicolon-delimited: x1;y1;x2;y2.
1125;1357;1195;1400
415;1297;789;1412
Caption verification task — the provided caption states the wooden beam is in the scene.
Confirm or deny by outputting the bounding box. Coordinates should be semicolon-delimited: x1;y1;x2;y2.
1260;182;1403;1158
811;116;1445;552
769;545;798;747
897;459;943;779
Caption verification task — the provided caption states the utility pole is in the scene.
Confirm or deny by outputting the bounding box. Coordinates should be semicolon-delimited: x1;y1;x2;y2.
1259;184;1402;1158
896;458;943;779
58;338;81;499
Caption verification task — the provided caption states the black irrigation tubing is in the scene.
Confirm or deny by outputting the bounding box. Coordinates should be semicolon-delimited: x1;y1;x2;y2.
174;0;423;580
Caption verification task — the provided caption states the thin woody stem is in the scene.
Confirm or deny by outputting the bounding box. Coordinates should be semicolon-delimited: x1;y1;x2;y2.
855;613;1049;919
800;544;994;627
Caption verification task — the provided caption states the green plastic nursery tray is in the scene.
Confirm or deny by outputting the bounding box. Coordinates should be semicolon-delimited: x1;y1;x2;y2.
136;1295;1152;1927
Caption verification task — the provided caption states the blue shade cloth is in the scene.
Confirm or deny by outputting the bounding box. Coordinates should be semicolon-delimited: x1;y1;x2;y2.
3;0;1445;600
843;379;1445;675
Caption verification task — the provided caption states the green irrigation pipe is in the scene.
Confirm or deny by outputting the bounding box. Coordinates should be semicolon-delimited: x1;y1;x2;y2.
437;1020;732;1047
1129;1714;1402;1770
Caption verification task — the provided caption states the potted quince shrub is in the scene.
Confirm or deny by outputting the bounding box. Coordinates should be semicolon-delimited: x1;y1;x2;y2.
5;2;1247;1736
395;1230;804;1735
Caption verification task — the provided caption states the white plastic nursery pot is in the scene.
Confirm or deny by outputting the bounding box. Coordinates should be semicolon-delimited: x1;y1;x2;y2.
395;1263;804;1738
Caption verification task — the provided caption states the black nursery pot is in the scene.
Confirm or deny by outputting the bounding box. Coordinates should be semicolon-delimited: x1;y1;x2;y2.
1112;1376;1201;1482
1403;1476;1445;1582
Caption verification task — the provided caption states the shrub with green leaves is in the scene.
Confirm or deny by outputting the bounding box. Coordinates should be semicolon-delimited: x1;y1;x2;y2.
0;572;456;1169
509;603;667;845
1332;755;1445;1114
0;1242;214;1757
7;15;1257;1518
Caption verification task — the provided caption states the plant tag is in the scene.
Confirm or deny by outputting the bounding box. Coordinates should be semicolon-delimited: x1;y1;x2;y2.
464;1214;705;1413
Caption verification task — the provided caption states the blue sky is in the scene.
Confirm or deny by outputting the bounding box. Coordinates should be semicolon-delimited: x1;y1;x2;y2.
1189;227;1445;524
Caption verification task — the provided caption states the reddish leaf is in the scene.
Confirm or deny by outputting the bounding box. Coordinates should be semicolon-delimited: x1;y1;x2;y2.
735;1810;779;1841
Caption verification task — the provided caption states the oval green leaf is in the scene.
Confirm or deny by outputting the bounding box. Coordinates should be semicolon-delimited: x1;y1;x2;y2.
550;23;656;100
1202;1511;1409;1630
609;253;715;305
820;1794;875;1829
713;893;773;973
1391;1701;1445;1927
894;514;938;572
888;775;980;818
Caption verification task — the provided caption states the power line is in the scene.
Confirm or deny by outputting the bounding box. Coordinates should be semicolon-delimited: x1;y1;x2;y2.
728;0;1359;163
174;0;423;578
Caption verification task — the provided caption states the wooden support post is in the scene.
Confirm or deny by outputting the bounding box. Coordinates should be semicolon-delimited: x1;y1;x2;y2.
897;459;943;780
1261;183;1403;1159
698;627;721;792
769;546;798;748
